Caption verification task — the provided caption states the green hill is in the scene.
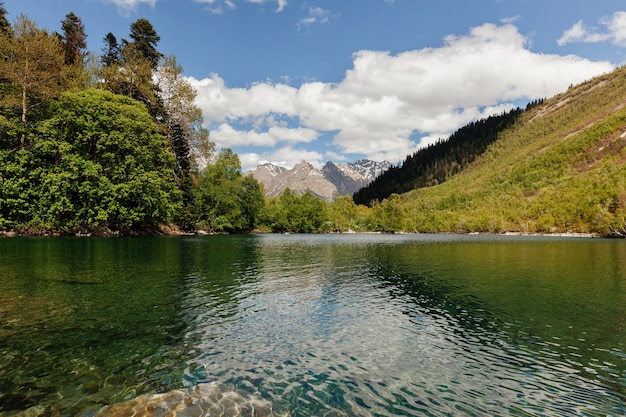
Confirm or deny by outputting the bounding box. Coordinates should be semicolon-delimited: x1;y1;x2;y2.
393;66;626;237
353;105;531;206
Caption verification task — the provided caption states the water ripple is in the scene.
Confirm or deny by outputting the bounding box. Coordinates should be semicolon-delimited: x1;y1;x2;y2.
1;235;624;416
172;239;625;416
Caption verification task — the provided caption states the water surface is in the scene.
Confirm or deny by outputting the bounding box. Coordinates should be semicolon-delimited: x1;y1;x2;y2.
0;234;624;416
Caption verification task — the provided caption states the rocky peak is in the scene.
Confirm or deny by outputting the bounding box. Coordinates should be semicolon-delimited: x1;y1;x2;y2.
247;159;391;201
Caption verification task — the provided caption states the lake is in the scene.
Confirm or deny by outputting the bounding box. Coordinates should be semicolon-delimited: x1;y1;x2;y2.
0;234;624;416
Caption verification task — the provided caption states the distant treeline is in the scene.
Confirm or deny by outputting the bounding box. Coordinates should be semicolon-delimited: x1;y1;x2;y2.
353;99;544;206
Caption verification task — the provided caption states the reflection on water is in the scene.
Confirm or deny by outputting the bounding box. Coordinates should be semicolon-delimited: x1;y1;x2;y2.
0;234;625;416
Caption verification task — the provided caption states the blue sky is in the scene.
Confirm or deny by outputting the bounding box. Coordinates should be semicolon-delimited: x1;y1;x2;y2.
5;0;626;170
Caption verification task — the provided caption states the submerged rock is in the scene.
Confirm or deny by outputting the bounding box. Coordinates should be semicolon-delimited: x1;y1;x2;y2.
95;382;288;417
14;405;49;417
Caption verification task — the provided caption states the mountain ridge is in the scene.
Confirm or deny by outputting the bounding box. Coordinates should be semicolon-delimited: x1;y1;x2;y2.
247;159;392;201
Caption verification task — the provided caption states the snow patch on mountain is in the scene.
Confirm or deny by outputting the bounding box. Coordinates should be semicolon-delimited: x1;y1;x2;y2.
247;159;392;201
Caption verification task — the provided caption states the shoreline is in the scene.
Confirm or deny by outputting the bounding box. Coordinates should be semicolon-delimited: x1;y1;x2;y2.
0;227;604;239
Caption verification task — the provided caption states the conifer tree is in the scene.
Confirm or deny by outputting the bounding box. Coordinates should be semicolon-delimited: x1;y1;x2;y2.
0;1;11;37
60;12;87;66
102;32;121;66
126;18;162;69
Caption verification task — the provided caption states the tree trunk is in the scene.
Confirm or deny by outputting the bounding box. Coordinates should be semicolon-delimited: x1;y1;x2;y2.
20;85;26;147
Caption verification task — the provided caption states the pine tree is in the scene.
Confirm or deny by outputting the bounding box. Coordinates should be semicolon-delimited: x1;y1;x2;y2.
0;1;11;37
126;18;162;69
60;12;87;66
101;32;121;66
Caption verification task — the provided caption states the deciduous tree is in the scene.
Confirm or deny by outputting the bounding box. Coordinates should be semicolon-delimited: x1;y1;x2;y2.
24;88;181;231
155;54;213;170
196;149;263;232
0;15;66;146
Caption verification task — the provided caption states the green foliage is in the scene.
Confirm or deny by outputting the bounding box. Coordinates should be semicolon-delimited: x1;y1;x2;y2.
0;14;67;141
0;8;224;236
368;194;406;232
0;89;180;232
258;189;330;233
196;149;264;233
60;12;87;66
126;18;162;69
327;195;363;232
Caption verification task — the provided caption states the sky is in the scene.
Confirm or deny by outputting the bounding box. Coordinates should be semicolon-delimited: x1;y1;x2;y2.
5;0;626;170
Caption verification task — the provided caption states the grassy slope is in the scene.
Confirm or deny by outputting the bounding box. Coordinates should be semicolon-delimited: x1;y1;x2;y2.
401;66;626;236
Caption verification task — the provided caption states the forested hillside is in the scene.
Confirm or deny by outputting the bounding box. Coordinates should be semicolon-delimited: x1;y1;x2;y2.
353;102;543;205
386;67;626;236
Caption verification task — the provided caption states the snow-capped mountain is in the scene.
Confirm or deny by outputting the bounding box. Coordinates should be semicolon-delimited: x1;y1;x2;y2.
339;159;391;182
247;159;392;201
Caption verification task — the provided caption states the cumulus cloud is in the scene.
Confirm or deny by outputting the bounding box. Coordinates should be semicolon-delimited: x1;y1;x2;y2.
210;124;318;147
240;147;324;170
190;23;613;171
558;11;626;46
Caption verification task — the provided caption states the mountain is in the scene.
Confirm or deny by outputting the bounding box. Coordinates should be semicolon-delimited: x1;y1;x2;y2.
353;105;530;205
394;66;626;236
247;159;392;201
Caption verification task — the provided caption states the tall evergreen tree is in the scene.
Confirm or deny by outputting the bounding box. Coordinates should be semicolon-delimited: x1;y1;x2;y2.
126;18;162;69
60;12;87;66
101;32;121;66
101;20;164;116
0;1;11;37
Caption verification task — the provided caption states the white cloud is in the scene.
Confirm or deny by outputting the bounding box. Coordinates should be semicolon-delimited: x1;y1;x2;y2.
194;0;287;12
190;75;297;122
604;11;626;46
325;151;347;161
240;147;324;170
558;11;626;46
501;16;521;24
104;0;156;13
190;23;614;171
298;7;334;30
210;124;318;147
